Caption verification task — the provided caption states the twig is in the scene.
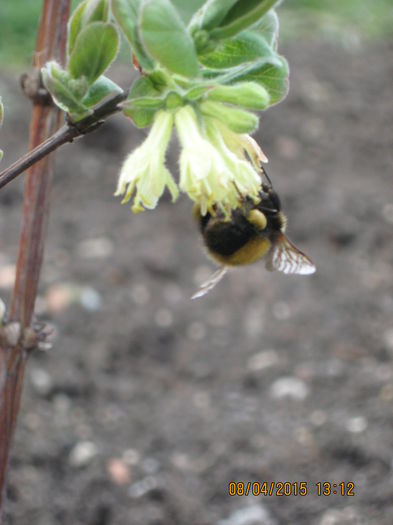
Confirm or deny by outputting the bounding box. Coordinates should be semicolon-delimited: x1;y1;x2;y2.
0;91;127;191
0;0;71;517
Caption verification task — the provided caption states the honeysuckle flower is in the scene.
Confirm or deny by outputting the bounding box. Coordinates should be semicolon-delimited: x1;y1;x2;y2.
174;105;263;215
115;110;178;213
204;118;263;200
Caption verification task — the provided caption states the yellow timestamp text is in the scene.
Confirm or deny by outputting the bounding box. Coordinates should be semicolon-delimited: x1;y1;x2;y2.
228;481;355;497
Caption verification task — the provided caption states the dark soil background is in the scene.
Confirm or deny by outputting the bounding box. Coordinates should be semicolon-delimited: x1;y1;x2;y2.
0;39;392;525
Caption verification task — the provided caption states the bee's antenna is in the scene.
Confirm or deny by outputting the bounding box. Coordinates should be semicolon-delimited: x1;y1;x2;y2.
260;164;273;189
233;181;245;201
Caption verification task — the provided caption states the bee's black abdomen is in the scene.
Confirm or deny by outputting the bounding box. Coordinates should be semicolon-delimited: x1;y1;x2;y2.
202;210;256;257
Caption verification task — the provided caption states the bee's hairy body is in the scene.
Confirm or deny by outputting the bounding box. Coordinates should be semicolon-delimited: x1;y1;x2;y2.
192;171;315;298
195;188;287;267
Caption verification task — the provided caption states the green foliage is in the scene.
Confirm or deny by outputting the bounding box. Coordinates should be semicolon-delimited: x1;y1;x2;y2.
206;82;270;110
40;0;289;126
111;0;154;71
69;22;119;83
139;0;199;78
201;100;258;133
81;76;123;107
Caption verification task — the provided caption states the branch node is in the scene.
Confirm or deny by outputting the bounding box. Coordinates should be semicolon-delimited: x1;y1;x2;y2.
20;70;53;107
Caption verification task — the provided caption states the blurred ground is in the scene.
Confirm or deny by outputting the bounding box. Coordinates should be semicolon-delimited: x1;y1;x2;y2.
0;37;393;525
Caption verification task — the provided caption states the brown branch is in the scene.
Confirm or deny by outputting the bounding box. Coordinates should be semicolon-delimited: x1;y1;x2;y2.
0;91;127;191
0;0;71;517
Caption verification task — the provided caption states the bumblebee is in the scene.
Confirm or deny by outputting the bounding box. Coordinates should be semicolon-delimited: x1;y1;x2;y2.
192;168;315;298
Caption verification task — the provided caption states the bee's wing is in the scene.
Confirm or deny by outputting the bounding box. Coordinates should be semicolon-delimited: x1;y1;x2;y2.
191;266;228;300
265;234;316;275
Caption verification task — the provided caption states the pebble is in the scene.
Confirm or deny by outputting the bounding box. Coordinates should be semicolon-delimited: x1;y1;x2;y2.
346;416;367;434
45;284;74;313
77;237;113;259
79;286;101;311
0;264;15;289
129;475;158;499
30;368;53;397
218;504;277;525
68;440;98;468
247;350;279;372
107;458;131;486
122;448;140;466
318;507;360;525
270;377;309;400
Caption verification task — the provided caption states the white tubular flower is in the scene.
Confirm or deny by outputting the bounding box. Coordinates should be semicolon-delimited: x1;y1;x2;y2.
204;118;263;201
115;111;178;213
175;105;262;215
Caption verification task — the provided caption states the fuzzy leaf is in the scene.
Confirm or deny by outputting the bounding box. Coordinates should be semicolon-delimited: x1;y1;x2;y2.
199;31;277;69
123;107;156;128
170;0;205;24
251;9;279;49
139;0;198;78
211;0;280;40
189;0;239;33
42;63;90;117
233;55;289;106
111;0;154;71
82;0;109;25
82;76;122;107
68;1;87;56
68;0;110;56
206;81;270;110
69;22;119;84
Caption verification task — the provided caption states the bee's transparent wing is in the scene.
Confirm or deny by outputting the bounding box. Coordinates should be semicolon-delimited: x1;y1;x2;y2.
191;267;228;299
265;234;316;275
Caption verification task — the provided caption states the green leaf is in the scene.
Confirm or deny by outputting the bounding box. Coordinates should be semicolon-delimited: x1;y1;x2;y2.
139;0;199;78
42;62;90;117
206;81;270;110
123;107;156;128
0;97;3;126
184;84;211;101
69;22;120;84
123;76;163;127
82;0;109;25
199;31;277;69
211;0;280;40
82;76;122;108
233;55;289;106
189;0;239;33
68;0;110;56
170;0;205;24
129;75;163;98
111;0;155;71
68;1;87;56
200;100;258;133
251;9;279;49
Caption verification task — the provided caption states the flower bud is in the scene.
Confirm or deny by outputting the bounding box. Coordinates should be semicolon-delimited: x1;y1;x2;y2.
200;100;258;134
206;82;270;110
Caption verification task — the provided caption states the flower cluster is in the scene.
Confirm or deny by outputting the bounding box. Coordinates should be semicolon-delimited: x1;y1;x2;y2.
115;105;267;215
